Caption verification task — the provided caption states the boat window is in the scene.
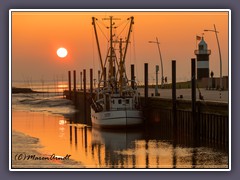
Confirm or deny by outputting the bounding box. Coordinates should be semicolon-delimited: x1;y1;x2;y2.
126;99;129;104
118;99;122;104
112;100;115;104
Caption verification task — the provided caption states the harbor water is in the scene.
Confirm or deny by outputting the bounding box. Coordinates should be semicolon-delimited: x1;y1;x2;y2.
11;92;228;169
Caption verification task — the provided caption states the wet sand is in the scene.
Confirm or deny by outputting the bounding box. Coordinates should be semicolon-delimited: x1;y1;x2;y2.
11;131;84;169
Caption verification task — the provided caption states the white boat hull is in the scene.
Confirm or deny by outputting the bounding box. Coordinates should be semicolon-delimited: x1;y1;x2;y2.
91;109;143;128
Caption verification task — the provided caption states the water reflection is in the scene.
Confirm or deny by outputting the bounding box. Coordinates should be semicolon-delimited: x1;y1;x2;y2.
68;123;228;168
12;111;228;169
91;128;143;168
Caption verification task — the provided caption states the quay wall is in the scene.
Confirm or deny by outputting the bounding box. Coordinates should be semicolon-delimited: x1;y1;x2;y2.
64;91;229;147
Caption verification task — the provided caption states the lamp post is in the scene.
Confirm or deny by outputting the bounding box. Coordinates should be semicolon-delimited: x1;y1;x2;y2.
204;24;222;90
155;65;159;96
149;37;164;88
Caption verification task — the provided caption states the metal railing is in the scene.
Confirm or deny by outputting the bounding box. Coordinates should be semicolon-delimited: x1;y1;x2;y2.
194;50;211;55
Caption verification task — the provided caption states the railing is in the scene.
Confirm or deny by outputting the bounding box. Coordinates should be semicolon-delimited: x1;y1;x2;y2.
194;50;211;55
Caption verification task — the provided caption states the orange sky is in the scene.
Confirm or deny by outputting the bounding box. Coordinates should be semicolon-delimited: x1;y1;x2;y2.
11;11;229;84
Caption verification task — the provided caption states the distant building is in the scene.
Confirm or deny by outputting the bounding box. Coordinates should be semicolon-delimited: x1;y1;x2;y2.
194;37;211;80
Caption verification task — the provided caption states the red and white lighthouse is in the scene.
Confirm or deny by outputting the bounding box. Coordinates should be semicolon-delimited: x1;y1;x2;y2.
194;37;211;80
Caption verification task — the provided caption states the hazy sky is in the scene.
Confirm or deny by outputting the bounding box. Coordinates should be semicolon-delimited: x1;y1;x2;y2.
11;10;229;84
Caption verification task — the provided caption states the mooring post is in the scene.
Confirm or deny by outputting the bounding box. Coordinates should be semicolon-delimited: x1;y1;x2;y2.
131;64;135;90
90;68;93;96
68;71;72;100
155;65;159;96
98;70;101;82
103;67;107;87
191;58;198;141
69;117;72;144
84;126;87;148
74;126;78;147
172;60;177;132
171;60;177;168
191;58;196;116
80;71;83;90
83;69;87;124
73;70;77;105
144;63;148;105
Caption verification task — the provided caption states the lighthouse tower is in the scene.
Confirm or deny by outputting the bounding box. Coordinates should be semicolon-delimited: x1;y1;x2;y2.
194;37;211;80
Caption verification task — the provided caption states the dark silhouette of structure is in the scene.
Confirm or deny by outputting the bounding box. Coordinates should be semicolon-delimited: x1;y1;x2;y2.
194;37;211;80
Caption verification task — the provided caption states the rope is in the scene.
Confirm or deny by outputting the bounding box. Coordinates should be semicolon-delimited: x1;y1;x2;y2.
115;18;128;29
96;21;109;41
98;19;108;28
91;27;96;80
116;21;130;39
132;26;138;83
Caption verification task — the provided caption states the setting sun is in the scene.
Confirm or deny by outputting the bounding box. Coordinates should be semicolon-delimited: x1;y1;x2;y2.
57;47;68;58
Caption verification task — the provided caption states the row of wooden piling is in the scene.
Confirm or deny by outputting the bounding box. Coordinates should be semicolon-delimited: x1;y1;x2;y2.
143;58;228;147
65;59;228;147
146;108;228;147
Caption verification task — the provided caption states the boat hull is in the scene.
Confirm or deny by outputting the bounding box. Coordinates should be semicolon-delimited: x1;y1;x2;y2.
91;109;143;128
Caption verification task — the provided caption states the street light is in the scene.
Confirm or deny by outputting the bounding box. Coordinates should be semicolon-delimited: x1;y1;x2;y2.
149;37;164;88
204;24;222;90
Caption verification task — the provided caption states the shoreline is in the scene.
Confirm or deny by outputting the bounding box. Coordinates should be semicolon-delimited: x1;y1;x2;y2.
12;87;44;94
11;130;84;169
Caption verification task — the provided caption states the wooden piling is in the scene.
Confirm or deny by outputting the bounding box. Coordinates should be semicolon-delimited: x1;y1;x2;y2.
73;70;77;105
80;71;83;90
191;58;196;118
131;64;135;89
172;60;177;131
144;63;148;104
191;58;198;141
75;127;78;147
103;67;107;87
70;118;72;144
90;68;93;95
68;71;72;100
98;70;101;84
84;126;87;149
83;69;87;123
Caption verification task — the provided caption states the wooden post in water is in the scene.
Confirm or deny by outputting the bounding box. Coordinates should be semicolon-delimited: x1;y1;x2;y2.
69;118;72;145
90;69;93;95
68;71;72;100
83;69;87;123
131;64;135;90
73;70;77;105
172;60;177;133
171;60;177;168
74;127;78;148
191;58;196;118
98;70;101;83
191;58;198;141
84;126;87;149
103;67;107;87
144;63;148;105
80;71;83;90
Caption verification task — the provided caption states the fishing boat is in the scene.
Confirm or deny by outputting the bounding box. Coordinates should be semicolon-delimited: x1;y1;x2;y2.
90;16;143;128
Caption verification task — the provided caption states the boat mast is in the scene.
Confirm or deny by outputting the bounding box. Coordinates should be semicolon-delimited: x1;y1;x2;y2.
119;38;124;93
92;16;133;91
118;17;134;93
122;16;134;66
92;17;104;71
109;16;114;81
